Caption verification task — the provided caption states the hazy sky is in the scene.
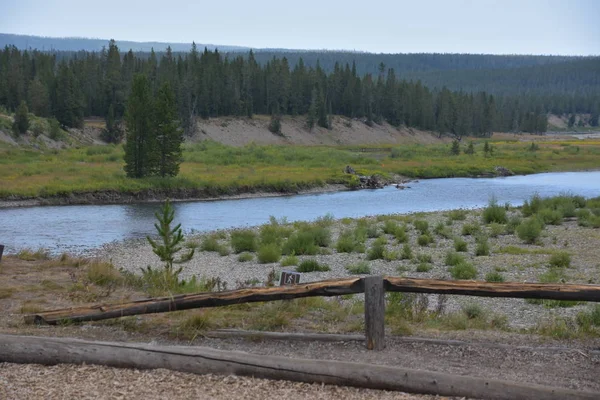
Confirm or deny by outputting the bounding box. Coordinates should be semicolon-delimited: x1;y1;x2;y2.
1;0;599;55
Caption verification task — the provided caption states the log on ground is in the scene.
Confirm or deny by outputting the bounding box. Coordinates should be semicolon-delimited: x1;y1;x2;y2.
0;334;596;400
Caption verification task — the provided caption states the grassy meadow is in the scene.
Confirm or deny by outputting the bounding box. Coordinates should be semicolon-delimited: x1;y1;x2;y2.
1;138;600;199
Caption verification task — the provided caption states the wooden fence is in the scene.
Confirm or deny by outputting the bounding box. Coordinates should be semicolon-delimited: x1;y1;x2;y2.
26;276;600;351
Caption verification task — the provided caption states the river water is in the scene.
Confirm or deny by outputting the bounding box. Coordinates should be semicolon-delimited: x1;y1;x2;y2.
1;171;599;254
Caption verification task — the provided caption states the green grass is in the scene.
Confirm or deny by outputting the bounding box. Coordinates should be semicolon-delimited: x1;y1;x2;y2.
297;259;330;272
230;230;258;253
454;237;468;252
2;139;600;200
346;261;371;274
257;243;281;263
237;252;254;262
449;262;478;280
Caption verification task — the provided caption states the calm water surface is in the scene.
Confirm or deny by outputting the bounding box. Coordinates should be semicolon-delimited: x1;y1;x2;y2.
1;171;599;254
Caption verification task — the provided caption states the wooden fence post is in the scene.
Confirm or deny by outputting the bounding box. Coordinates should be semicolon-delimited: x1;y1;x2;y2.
364;275;385;350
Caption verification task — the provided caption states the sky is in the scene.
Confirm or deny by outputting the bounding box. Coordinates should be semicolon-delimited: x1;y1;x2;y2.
1;0;599;55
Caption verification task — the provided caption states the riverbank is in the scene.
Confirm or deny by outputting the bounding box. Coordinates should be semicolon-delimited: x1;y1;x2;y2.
1;139;600;207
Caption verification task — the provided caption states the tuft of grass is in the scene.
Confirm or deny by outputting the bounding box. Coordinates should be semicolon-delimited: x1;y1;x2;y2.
237;252;254;262
280;254;299;266
336;230;365;253
505;215;522;234
434;222;453;239
367;237;387;260
416;262;432;272
297;259;330;272
346;261;371;274
17;248;50;261
282;231;318;255
454;237;468;252
537;208;563;225
200;235;228;254
461;222;481;236
488;223;505;238
417;233;433;247
445;251;465;266
485;271;505;282
475;236;490;256
448;209;468;221
462;303;484;320
86;261;123;286
449;262;478;280
414;220;429;234
400;243;413;260
230;229;258;253
548;251;571;268
178;312;213;335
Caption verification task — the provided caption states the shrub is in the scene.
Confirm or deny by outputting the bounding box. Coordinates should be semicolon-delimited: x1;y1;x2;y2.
522;194;542;217
237;253;254;262
367;238;386;260
434;222;453;239
449;262;478;280
384;249;399;261
282;231;318;255
417;234;433;246
448;209;468;221
400;243;413;260
462;303;484;319
505;215;522;234
336;230;363;253
516;218;543;244
475;236;490;256
259;221;292;246
201;235;225;252
416;263;432;272
538;208;563;225
346;261;371;274
257;243;281;263
417;253;433;263
576;305;600;329
307;226;332;247
230;230;258;253
454;237;468;252
461;222;481;236
297;259;330;272
482;198;507;224
485;271;505;282
445;251;465;266
488;223;505;238
414;220;429;234
548;252;571;268
280;254;299;266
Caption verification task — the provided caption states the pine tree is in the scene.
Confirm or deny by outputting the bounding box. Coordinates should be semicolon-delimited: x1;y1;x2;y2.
154;82;183;177
13;100;29;134
124;74;155;178
307;87;318;130
465;141;475;155
101;103;124;143
450;140;461;155
568;114;576;128
483;141;491;157
146;199;194;287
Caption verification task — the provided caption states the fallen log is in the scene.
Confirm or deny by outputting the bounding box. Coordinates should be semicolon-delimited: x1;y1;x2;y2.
0;334;596;400
384;277;600;301
25;277;364;325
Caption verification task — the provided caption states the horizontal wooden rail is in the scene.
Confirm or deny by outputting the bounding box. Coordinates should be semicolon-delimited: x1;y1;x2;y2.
384;277;600;301
25;277;364;325
25;276;600;325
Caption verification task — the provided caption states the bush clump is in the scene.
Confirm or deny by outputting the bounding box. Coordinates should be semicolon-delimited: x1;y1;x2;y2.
400;243;413;260
445;251;465;266
454;237;468;252
257;243;282;263
461;222;481;236
280;254;299;266
346;261;371;274
449;262;478;280
475;236;490;256
297;259;330;272
482;198;507;224
417;234;433;247
516;218;543;244
485;271;505;282
367;237;387;260
237;252;254;262
230;230;258;253
548;251;571;268
414;220;429;234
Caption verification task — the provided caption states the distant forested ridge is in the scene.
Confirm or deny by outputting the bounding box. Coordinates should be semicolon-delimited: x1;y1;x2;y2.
1;39;599;138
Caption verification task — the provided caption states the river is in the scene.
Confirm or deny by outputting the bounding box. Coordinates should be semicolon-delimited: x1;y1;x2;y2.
1;171;599;254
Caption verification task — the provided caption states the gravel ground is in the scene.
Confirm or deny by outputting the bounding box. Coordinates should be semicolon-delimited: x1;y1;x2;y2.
98;208;600;329
0;363;445;400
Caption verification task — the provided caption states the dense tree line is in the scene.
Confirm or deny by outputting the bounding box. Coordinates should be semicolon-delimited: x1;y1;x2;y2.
2;41;598;139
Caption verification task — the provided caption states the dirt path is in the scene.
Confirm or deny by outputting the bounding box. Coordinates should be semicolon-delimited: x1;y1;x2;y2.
0;363;441;400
